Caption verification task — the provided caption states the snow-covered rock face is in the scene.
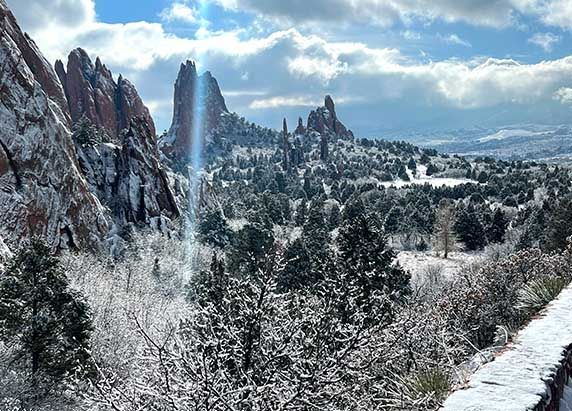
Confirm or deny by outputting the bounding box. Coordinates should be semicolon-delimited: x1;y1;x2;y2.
0;0;109;250
160;60;228;163
74;117;180;233
56;48;156;140
56;49;182;245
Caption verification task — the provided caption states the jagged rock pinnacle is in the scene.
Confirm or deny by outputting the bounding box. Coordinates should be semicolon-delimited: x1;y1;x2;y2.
57;48;155;139
307;95;354;140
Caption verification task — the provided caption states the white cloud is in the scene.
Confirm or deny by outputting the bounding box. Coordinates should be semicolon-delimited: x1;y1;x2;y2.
249;96;322;109
533;0;572;29
402;30;421;40
210;0;572;30
160;2;199;24
528;32;561;52
553;87;572;104
211;0;518;28
287;56;348;83
440;34;472;47
5;0;94;31
224;90;268;97
250;95;363;109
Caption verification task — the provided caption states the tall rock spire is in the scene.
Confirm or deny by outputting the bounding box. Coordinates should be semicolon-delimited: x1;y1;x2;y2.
161;61;228;163
294;117;306;135
282;118;290;171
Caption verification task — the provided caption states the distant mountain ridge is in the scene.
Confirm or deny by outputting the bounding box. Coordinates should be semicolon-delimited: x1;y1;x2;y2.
390;124;572;162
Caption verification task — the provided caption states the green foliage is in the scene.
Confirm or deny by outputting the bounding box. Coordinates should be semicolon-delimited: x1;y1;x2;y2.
334;200;410;324
328;202;341;229
544;197;572;252
516;277;569;315
0;240;93;403
72;116;105;146
278;238;314;291
440;248;572;349
407;369;450;403
197;208;232;248
302;198;331;271
227;221;275;275
488;208;508;244
454;205;486;251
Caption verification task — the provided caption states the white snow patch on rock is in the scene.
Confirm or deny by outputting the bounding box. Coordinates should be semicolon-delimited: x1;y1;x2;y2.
442;285;572;411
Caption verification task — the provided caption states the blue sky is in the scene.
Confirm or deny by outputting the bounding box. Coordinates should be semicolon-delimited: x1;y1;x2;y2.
7;0;572;137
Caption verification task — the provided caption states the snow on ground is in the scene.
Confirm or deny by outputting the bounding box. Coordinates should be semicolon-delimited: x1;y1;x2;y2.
442;285;572;411
380;164;474;189
397;251;482;283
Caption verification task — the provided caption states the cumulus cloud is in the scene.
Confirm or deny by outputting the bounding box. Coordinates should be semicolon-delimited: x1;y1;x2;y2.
211;0;572;30
553;87;572;104
212;0;519;28
160;2;199;24
5;0;95;31
534;0;572;29
528;32;561;52
250;95;363;109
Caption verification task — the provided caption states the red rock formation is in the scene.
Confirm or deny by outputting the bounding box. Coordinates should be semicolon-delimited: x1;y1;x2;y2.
0;0;109;250
161;60;228;162
0;4;70;122
117;75;155;136
56;49;155;140
307;95;354;140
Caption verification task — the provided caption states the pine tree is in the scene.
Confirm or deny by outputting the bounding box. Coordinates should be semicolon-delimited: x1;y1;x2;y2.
228;221;274;276
328;202;342;229
198;208;232;248
0;240;93;397
455;205;487;251
335;203;410;324
545;197;572;252
302;198;331;272
278;238;313;291
517;205;546;250
407;157;417;173
426;163;439;176
488;208;508;244
433;199;457;259
190;253;227;306
320;133;329;161
295;199;307;226
384;205;403;235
